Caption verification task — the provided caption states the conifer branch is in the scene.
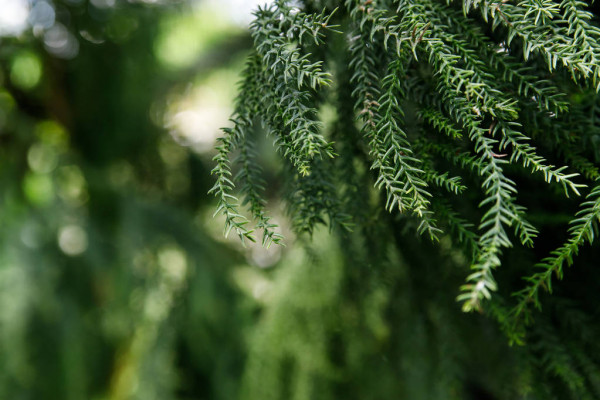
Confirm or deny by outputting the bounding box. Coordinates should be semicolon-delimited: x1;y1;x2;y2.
251;4;336;176
423;166;466;195
510;182;600;331
432;199;479;258
418;140;484;173
495;120;585;196
373;60;440;238
209;55;264;244
420;109;465;140
425;0;569;114
350;2;442;238
212;1;600;346
561;146;600;182
465;0;600;89
235;135;284;247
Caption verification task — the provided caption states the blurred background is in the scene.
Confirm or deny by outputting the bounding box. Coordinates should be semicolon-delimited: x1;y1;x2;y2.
0;1;291;398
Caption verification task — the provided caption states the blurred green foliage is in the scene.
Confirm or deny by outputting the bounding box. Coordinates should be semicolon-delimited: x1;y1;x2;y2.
0;1;258;399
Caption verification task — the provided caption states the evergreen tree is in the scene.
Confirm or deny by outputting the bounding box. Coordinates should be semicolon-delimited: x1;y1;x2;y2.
212;0;600;398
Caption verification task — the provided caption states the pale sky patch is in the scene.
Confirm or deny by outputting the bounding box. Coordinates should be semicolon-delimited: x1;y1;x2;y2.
0;0;30;37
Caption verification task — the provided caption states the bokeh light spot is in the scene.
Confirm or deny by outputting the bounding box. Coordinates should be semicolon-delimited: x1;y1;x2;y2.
90;0;115;9
35;120;69;149
28;0;55;31
154;9;234;70
158;247;187;285
58;225;88;256
44;23;79;59
0;90;15;111
27;143;58;174
23;172;54;206
57;165;88;206
10;51;42;90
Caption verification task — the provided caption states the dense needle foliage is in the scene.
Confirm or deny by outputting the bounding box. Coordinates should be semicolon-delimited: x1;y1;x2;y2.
212;0;600;398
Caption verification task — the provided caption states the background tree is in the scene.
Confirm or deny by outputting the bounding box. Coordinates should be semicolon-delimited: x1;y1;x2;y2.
0;1;257;399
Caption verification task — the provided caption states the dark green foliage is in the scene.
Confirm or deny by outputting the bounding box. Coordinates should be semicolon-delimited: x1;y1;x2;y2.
213;0;600;397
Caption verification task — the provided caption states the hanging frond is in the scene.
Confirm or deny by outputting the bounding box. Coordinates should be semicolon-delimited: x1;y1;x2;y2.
212;0;600;343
